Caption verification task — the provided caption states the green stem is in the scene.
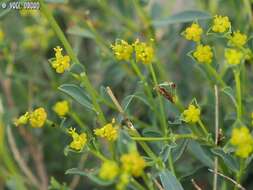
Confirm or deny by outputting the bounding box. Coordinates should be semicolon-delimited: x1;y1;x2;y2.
128;129;157;160
148;64;168;135
131;133;197;141
205;64;226;88
233;69;242;121
79;73;106;124
168;151;176;176
198;120;209;137
39;0;106;125
234;159;244;190
89;148;107;162
131;178;146;190
130;60;161;123
68;112;92;135
141;173;154;190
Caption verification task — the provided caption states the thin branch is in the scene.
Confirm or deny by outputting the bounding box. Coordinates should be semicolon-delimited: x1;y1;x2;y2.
106;86;135;130
154;179;164;190
208;169;246;190
191;179;202;190
7;126;40;188
213;85;219;190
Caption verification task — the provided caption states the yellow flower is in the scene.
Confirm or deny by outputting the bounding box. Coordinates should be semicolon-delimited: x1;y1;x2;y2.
133;39;154;64
68;127;87;151
183;23;203;42
0;29;4;43
235;144;253;158
116;173;130;190
111;40;133;61
225;49;243;65
193;44;213;64
212;15;231;33
94;118;118;141
229;31;247;47
51;46;70;73
183;104;200;123
230;126;253;146
120;152;146;177
14;112;29;127
99;161;119;180
230;126;253;158
29;108;47;128
53;101;69;117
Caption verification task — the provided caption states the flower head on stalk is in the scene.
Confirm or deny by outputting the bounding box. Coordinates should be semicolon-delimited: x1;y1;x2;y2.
212;15;231;33
133;39;154;64
111;40;133;61
51;46;70;73
94;118;118;141
230;126;253;158
193;44;213;64
183;104;200;123
68;127;87;151
183;23;203;42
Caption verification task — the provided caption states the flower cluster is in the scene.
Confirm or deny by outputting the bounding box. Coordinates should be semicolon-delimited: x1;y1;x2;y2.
99;161;119;180
183;23;203;42
111;39;154;64
133;39;154;64
111;40;133;61
15;107;47;128
230;126;253;158
68;127;87;151
225;49;243;65
94;118;118;141
193;44;213;64
212;15;231;33
183;15;251;66
120;152;146;177
51;46;70;73
229;31;247;47
98;151;146;190
183;104;200;123
53;100;69;117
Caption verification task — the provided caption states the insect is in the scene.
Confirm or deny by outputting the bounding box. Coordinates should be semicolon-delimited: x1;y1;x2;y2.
217;128;225;145
154;82;177;103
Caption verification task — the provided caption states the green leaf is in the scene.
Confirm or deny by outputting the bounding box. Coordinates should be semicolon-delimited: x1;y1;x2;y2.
122;94;150;111
221;87;237;108
160;144;177;162
142;128;162;137
172;139;189;162
188;141;213;168
67;26;95;39
117;130;136;154
159;170;184;190
58;84;94;111
152;10;211;27
211;148;239;172
65;168;114;186
69;63;85;74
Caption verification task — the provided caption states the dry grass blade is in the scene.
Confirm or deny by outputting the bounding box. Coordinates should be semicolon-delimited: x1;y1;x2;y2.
7;126;40;188
208;169;246;190
191;179;203;190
